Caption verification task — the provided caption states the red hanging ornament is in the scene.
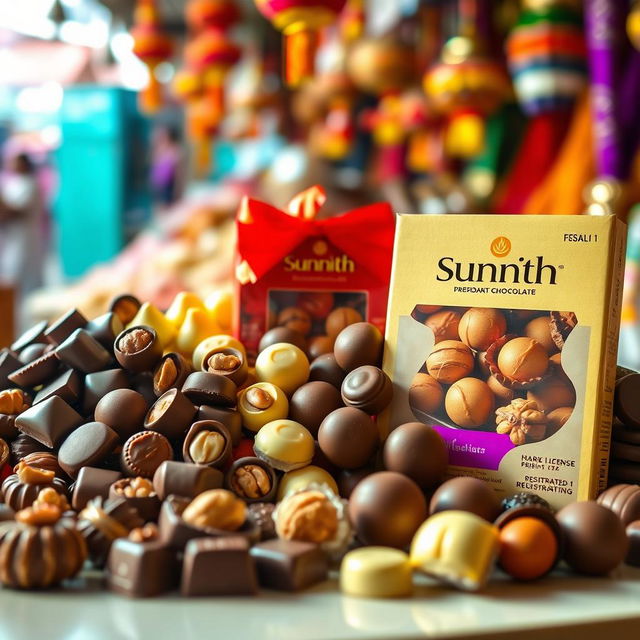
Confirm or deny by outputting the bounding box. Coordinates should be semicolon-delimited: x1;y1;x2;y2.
185;0;240;32
130;0;174;114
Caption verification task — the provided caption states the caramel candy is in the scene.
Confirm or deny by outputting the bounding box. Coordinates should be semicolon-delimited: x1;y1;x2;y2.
426;340;474;384
445;378;493;428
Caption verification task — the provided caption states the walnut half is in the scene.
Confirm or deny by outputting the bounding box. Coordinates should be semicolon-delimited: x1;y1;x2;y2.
496;398;547;446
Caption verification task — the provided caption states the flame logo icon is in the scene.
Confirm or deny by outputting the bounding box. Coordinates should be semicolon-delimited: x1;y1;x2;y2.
490;236;511;258
312;240;328;256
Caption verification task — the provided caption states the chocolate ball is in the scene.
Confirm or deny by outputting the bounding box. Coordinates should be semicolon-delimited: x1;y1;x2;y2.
424;310;461;343
426;340;474;385
289;381;343;437
325;307;363;338
445;378;493;428
341;366;392;415
258;327;307;354
486;375;515;404
309;353;345;389
94;389;149;441
408;373;444;414
277;307;312;336
458;308;506;351
318;407;378;469
298;292;334;319
333;322;383;372
430;476;501;521
337;467;373;499
348;471;427;548
524;316;557;355
527;375;575;413
556;501;628;575
307;336;334;361
497;338;548;383
383;422;447;489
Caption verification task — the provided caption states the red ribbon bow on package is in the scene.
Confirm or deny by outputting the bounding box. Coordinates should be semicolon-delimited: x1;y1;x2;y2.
236;186;396;284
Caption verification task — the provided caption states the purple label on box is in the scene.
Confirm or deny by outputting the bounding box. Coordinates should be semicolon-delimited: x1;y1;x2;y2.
432;427;515;470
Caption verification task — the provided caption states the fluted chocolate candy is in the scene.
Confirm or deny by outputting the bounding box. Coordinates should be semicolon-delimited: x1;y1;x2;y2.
289;381;343;437
318;407;377;470
95;389;148;441
556;501;628;575
348;471;426;549
341;366;392;415
383;422;448;489
430;477;501;522
614;373;640;429
333;322;383;372
597;484;640;526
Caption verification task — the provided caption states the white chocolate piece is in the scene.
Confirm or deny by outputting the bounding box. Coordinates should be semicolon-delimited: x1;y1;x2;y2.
255;343;309;396
278;465;339;500
238;382;289;433
340;547;413;598
253;419;314;471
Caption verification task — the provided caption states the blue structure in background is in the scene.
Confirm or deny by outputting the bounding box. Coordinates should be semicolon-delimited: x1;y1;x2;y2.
55;87;151;278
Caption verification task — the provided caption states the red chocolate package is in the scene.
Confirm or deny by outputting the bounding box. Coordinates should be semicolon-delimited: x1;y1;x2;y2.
234;186;395;358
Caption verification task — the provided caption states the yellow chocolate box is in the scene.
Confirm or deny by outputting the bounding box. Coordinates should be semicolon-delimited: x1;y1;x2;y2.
380;214;626;509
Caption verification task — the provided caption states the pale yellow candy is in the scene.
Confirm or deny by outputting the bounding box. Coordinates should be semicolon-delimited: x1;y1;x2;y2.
410;510;499;591
193;335;246;371
127;302;176;348
253;419;314;470
237;382;288;433
165;292;206;328
175;308;218;357
205;290;233;333
277;465;339;500
340;547;413;598
255;343;309;396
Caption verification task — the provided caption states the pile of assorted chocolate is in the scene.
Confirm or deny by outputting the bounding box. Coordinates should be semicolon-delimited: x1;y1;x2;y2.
0;292;637;597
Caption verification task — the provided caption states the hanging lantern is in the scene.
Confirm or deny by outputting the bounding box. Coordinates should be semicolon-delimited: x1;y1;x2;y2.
130;0;174;114
629;2;640;50
424;36;511;158
185;29;242;125
506;1;587;115
254;0;347;87
340;0;365;44
185;0;240;32
172;67;203;104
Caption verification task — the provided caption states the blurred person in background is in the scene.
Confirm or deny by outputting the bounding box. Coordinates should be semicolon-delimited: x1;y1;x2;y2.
150;125;185;210
0;152;44;297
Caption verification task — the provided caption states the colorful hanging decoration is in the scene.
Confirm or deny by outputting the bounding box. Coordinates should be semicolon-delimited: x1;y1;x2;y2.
506;1;588;115
130;0;174;114
627;1;640;50
185;0;240;32
340;0;365;44
254;0;348;87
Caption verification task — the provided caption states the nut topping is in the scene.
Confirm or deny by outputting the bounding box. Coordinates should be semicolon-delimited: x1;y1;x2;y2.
114;477;156;498
496;398;548;446
15;460;55;485
34;487;70;511
147;394;173;423
182;489;246;531
189;430;226;464
208;353;241;373
118;328;153;354
231;465;272;499
0;438;8;468
0;389;30;415
128;523;159;542
16;503;62;526
245;387;273;410
154;358;178;394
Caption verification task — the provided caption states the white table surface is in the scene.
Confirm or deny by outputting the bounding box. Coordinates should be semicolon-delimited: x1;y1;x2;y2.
1;568;640;640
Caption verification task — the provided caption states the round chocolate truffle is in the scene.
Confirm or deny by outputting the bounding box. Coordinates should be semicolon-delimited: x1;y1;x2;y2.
94;389;149;441
497;337;548;383
337;467;373;499
458;308;506;351
409;373;444;415
277;307;312;336
289;381;343;437
255;343;310;396
527;375;575;413
486;375;515;404
426;340;474;385
524;316;557;354
556;501;628;575
424;310;461;343
383;422;448;489
309;353;346;389
325;307;363;338
307;336;334;361
333;322;383;372
348;471;427;548
318;407;378;470
258;327;307;354
341;366;392;415
430;476;501;521
445;378;493;428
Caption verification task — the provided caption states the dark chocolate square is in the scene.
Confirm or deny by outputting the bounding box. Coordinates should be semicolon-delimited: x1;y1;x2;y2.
181;537;257;596
83;369;129;415
33;369;82;406
0;349;23;389
14;396;83;448
55;329;112;374
250;539;328;591
44;308;88;346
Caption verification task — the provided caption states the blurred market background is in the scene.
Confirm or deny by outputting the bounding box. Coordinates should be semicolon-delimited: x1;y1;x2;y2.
1;0;640;366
